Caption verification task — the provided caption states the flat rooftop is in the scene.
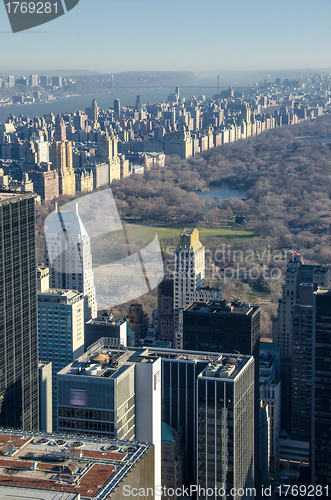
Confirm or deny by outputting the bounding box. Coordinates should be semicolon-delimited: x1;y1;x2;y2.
184;300;259;316
38;289;83;303
0;486;79;500
199;354;253;380
59;344;224;378
0;430;150;500
0;191;34;203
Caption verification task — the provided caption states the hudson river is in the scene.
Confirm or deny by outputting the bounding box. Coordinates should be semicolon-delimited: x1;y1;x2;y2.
0;87;219;122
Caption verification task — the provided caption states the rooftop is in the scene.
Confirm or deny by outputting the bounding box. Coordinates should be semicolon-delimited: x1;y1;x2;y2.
0;429;150;500
59;340;225;378
184;300;259;316
161;422;176;444
0;191;35;203
260;341;279;352
199;354;253;381
38;289;83;304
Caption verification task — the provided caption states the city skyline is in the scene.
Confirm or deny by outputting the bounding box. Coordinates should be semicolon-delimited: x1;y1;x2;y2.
0;0;331;73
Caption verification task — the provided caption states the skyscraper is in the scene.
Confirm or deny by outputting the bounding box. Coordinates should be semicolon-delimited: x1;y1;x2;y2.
183;300;261;493
273;252;329;357
86;98;99;122
157;274;174;344
311;288;331;487
39;75;49;87
54;114;66;141
273;252;329;434
197;355;255;499
96;130;121;182
174;229;201;348
114;98;121;119
38;287;85;429
43;203;97;320
51;140;75;195
292;283;314;439
57;340;162;491
29;74;38;87
0;191;39;430
52;76;62;88
259;342;281;472
173;229;222;349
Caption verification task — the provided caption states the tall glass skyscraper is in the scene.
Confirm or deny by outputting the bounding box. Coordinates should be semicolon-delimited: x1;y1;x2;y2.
0;192;39;430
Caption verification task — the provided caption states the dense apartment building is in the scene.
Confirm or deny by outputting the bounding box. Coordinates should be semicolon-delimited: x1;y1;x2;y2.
28;164;59;201
51;140;75;195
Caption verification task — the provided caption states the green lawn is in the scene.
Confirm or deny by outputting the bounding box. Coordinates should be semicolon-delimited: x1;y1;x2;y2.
151;226;254;240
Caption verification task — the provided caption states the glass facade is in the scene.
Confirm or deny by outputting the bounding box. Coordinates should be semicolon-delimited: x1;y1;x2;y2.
197;358;254;500
0;193;39;430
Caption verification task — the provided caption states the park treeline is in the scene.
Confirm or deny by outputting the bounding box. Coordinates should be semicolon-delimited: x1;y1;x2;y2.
110;114;331;266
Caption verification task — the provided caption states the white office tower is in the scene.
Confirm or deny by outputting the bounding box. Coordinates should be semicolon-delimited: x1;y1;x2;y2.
174;229;205;348
44;202;97;321
174;228;222;349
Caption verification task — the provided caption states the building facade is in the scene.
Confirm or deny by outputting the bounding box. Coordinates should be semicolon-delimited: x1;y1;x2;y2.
85;310;127;350
51;141;75;195
311;288;331;487
197;355;255;500
161;422;183;499
174;229;205;349
273;253;329;435
38;288;85;429
0;191;39;430
259;343;281;472
183;300;261;493
158;275;174;344
44;203;97;320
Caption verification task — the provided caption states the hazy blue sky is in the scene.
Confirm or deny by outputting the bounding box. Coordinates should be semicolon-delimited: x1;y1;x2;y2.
1;0;331;73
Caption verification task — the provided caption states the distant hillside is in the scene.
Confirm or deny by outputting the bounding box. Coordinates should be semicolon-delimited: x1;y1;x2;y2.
0;70;100;78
